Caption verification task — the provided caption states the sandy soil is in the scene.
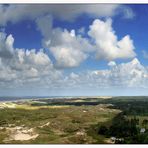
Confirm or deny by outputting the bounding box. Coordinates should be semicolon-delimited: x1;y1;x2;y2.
0;102;16;108
0;102;70;110
104;138;114;144
39;122;50;128
4;126;38;141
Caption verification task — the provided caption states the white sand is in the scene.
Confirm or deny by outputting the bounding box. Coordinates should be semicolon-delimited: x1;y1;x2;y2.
4;126;38;141
12;132;38;141
39;122;50;128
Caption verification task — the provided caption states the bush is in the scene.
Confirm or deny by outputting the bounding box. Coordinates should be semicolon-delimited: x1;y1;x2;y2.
98;125;108;135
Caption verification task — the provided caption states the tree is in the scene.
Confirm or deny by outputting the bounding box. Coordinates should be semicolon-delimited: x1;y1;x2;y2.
98;125;108;135
142;119;148;127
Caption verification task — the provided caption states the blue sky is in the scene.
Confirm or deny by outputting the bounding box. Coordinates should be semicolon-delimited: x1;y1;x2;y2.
0;4;148;96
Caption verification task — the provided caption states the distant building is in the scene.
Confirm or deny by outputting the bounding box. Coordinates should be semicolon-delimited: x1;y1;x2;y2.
110;137;124;143
111;137;116;142
140;128;146;133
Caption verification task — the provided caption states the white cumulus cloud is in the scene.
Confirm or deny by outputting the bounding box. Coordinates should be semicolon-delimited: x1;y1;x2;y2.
0;32;62;90
44;27;94;68
88;18;136;60
36;16;137;68
108;61;116;67
0;32;147;95
0;32;14;58
65;58;148;90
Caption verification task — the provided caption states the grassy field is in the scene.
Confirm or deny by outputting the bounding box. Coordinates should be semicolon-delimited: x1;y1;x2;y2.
0;99;120;144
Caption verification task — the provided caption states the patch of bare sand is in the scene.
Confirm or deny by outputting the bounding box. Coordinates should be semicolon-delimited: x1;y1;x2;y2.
104;138;114;144
47;105;70;109
76;130;86;136
4;126;38;142
38;122;50;128
0;102;16;108
16;105;70;110
98;96;112;99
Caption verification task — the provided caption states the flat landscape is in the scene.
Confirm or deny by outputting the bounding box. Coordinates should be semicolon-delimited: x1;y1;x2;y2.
0;96;148;144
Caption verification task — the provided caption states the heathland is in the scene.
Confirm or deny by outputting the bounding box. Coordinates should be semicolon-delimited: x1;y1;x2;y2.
0;96;148;144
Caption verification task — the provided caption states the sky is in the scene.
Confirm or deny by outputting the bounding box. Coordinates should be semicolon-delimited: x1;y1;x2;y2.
0;4;148;96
